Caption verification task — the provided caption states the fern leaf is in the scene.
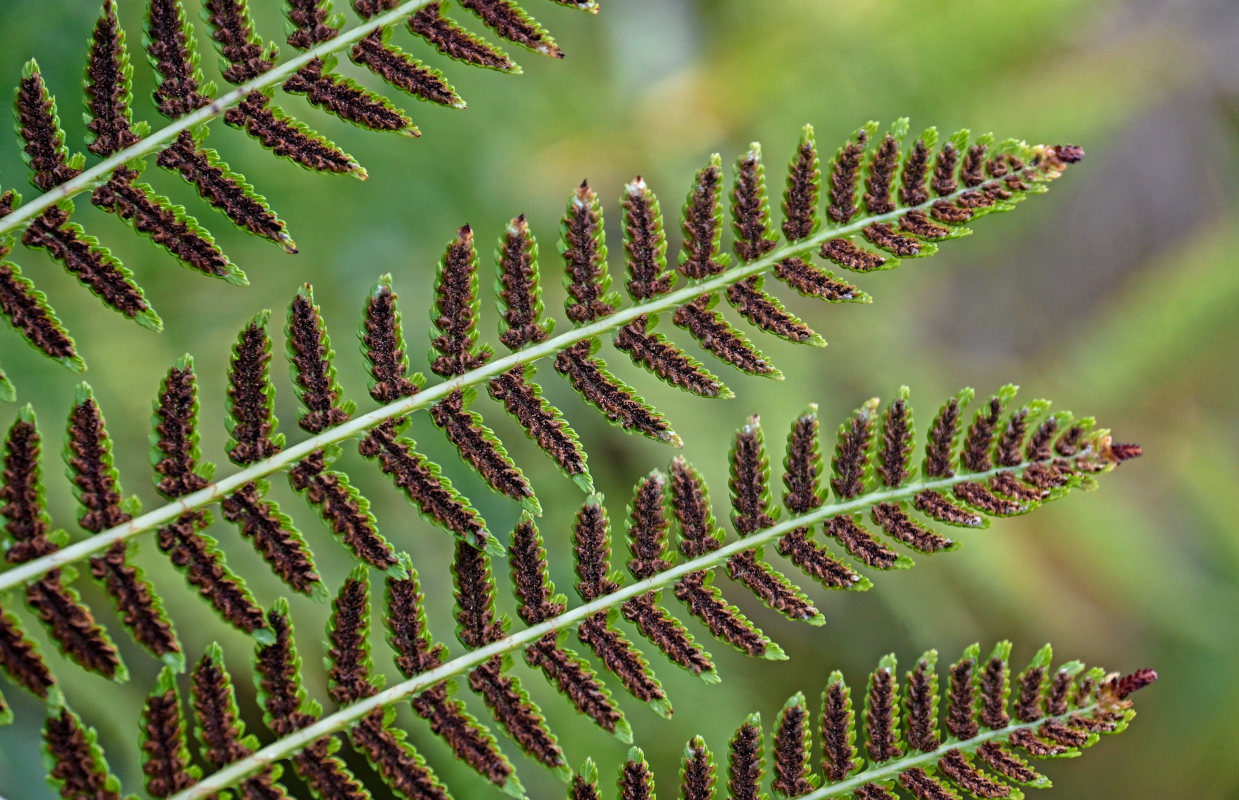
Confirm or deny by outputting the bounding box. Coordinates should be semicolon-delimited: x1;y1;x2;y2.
351;27;465;109
21;201;161;329
90;167;244;283
69;383;181;667
191;643;295;798
0;594;53;698
409;2;520;73
620;747;656;799
146;0;215;119
0;260;82;371
284;56;418;135
567;645;1151;800
16;61;82;192
458;0;562;58
43;693;131;800
623;470;718;682
85;0;146;157
157;129;294;251
141;667;200;798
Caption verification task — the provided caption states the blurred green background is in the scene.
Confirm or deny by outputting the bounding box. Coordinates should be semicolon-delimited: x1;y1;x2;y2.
0;0;1236;797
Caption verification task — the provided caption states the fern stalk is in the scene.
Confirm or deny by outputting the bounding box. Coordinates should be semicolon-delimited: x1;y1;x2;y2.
164;452;1080;800
0;158;1058;592
0;0;442;239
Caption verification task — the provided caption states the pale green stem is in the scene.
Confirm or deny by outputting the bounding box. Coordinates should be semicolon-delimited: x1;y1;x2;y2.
0;0;438;237
0;163;1052;593
167;455;1089;800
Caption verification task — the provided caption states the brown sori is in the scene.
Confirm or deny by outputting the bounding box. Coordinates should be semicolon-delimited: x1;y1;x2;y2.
141;686;197;797
286;0;339;49
147;0;211;119
783;134;820;242
362;283;420;404
555;340;675;442
820;237;887;271
980;653;1011;729
777;526;863;588
821;680;860;781
408;2;518;72
283;59;414;133
431;226;488;376
224;92;360;175
932;142;959;196
350;707;449;800
962;394;1005;472
937;749;1009;798
947;651;979;740
288;453;397;570
205;0;275;83
864;134;900;214
623;178;672;299
913;489;982;527
613;315;727;398
977;741;1041;784
828;129;868;223
832;402;876;499
91;167;233;279
468;656;565;771
288;290;349;433
226;319;280;463
870;502;953;553
85;0;140;156
26;572;122;678
495;215;549;347
157;131;291;248
925;396;965;478
900;138;932;206
620;591;714;676
682;736;717;800
0;601;54;697
359;421;489;548
221;482;322;594
772;697;814;797
351;30;462;108
673;296;777;375
578;611;666;706
327;574;377;704
620;753;655;800
904;657;940;751
524;633;624;734
43;706;122;800
726;549;820;621
726;276;817;342
961;143;988;187
430;390;531;503
900;209;951;239
22;206;151;319
157;511;266;634
191;650;293;798
409;680;513;787
865;667;902;762
728;717;764;800
862;222;921;257
508;518;565;624
679;158;727;279
459;0;562;57
673;570;770;657
562;182;616;323
731;148;778;261
16;68;80;191
773;256;864;302
899;767;956;800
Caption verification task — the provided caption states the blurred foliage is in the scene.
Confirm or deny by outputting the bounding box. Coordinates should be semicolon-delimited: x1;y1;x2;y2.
0;0;1236;797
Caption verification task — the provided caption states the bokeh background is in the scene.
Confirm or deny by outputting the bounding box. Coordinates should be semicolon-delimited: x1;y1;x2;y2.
0;0;1236;797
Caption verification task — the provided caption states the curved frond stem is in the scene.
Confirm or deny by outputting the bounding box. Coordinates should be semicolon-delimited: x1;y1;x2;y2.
165;454;1081;800
0;0;440;238
0;164;1054;591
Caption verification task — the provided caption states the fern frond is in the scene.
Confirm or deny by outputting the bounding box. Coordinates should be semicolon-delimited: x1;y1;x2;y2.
562;644;1152;800
0;0;594;398
16;382;1133;800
